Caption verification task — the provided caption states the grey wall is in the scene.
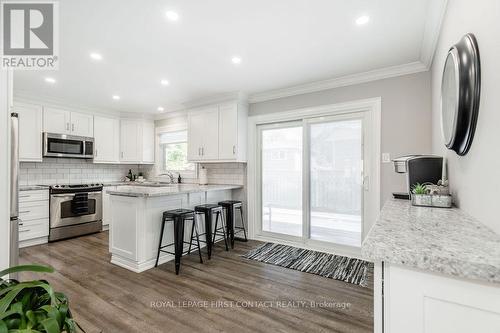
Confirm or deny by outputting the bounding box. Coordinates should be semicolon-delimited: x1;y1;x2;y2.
250;71;433;206
431;0;500;234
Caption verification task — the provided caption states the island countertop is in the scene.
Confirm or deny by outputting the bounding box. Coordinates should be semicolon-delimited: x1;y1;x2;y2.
107;184;243;197
362;199;500;284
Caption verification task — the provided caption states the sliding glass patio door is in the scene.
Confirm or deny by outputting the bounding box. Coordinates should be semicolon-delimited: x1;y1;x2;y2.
260;122;303;238
308;116;363;247
258;113;365;248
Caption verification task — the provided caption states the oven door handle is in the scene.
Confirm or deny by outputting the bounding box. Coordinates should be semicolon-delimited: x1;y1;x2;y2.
51;193;101;198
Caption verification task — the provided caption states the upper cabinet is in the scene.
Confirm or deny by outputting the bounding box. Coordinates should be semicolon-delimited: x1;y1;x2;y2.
187;101;247;162
94;116;120;163
120;119;155;164
43;107;93;137
70;112;94;137
14;103;43;162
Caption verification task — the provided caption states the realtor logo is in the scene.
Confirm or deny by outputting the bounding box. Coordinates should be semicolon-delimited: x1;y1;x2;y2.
1;1;59;69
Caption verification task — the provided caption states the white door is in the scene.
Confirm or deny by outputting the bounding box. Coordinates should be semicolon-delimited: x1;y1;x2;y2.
258;113;367;249
200;107;219;160
15;104;43;162
43;107;71;134
187;112;205;161
141;121;155;164
94;116;120;163
218;103;238;160
70;112;94;137
120;120;140;162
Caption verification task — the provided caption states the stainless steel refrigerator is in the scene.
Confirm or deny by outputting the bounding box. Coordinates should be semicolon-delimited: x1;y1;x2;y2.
10;112;19;272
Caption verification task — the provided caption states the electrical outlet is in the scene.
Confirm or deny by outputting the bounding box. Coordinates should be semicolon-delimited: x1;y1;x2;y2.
382;153;391;163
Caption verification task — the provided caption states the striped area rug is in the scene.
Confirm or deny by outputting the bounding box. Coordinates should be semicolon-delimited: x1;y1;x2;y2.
242;243;373;287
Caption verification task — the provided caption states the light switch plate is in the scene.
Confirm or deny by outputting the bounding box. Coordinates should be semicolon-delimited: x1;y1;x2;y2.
382;153;391;163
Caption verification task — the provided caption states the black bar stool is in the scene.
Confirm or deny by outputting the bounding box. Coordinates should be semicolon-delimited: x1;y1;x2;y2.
155;209;203;275
194;204;228;259
218;200;247;249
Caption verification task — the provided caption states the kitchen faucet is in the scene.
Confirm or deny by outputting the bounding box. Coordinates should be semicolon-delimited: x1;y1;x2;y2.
158;171;176;183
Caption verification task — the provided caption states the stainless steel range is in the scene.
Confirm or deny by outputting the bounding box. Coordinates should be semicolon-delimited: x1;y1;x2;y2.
49;184;103;241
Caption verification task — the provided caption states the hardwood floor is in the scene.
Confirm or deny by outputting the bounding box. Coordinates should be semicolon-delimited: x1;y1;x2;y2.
19;232;373;333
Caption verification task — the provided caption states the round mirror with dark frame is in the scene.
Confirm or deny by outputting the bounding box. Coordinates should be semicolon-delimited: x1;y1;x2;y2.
440;33;481;156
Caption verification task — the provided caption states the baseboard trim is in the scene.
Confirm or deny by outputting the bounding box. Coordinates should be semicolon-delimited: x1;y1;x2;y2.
19;236;48;248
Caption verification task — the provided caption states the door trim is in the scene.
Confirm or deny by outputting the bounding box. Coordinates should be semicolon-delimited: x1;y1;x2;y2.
247;97;381;255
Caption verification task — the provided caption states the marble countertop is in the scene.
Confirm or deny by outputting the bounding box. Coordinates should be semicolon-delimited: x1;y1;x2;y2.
20;185;49;191
107;184;243;197
362;199;500;284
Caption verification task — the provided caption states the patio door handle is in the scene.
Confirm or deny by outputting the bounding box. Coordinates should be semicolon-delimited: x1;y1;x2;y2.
363;175;370;191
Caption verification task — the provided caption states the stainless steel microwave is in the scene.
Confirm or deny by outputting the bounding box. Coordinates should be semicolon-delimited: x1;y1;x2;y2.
43;133;94;159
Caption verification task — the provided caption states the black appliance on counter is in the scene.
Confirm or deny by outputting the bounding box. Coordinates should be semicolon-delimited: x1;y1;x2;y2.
392;155;443;199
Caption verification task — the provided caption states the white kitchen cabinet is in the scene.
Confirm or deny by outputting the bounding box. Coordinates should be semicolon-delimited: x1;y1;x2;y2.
70;112;94;137
120;119;155;164
187;101;247;162
18;190;49;248
43;107;93;137
94;116;120;163
43;107;71;134
141;121;155;164
379;263;500;333
14;103;43;162
187;112;206;161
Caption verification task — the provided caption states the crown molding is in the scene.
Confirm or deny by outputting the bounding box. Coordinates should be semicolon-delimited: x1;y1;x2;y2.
248;61;428;103
420;0;449;68
13;90;155;119
182;91;247;109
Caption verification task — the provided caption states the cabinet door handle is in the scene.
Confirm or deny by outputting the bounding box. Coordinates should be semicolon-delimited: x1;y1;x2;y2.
19;195;30;198
66;123;70;131
201;147;204;156
72;123;75;132
233;145;236;155
121;152;124;158
20;229;30;233
95;149;98;157
19;210;30;214
198;148;201;156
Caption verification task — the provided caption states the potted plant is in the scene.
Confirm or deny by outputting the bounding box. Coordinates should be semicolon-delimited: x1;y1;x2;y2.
411;183;432;206
0;264;81;332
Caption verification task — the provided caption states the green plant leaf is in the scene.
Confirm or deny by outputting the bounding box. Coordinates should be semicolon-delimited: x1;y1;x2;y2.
0;265;54;278
0;320;7;333
0;282;56;313
40;317;60;333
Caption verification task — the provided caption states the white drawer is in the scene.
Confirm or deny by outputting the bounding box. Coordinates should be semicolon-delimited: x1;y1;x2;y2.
19;190;49;203
19;201;49;221
19;218;49;241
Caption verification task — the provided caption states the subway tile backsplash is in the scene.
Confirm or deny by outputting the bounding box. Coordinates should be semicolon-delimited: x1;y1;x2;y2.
19;158;153;185
19;159;246;187
199;163;246;186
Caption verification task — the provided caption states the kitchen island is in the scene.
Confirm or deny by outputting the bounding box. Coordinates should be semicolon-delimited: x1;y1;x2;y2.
108;184;242;272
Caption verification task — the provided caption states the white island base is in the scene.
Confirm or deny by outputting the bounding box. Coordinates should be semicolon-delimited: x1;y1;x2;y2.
109;188;235;273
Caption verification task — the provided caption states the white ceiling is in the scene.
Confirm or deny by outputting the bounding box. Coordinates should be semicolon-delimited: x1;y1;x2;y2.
14;0;444;114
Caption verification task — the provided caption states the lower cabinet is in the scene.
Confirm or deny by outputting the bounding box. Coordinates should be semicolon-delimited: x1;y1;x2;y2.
379;263;500;333
102;186;117;230
18;190;49;248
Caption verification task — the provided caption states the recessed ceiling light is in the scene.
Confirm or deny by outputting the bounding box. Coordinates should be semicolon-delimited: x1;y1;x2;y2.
90;52;102;60
44;77;56;84
165;11;179;21
160;79;169;86
112;95;120;100
157;106;164;112
231;56;242;65
355;15;370;25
